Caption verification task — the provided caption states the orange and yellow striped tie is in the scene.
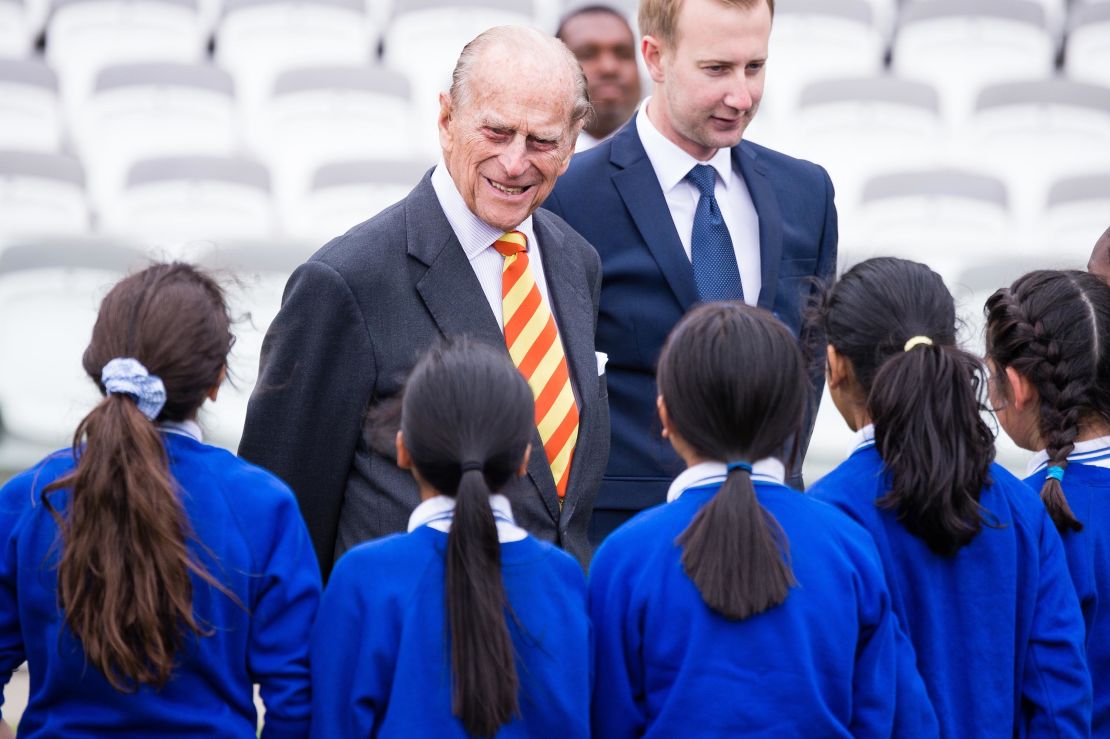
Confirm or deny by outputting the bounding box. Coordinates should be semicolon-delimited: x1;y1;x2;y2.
493;230;579;500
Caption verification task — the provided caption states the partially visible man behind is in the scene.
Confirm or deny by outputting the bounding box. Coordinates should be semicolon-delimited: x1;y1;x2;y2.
239;26;609;579
1087;225;1110;281
557;4;642;151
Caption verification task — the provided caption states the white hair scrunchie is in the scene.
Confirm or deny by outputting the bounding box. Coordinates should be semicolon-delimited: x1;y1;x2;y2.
101;357;166;420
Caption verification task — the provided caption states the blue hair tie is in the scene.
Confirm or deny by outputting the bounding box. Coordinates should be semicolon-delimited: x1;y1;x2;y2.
726;461;752;474
101;357;166;421
1045;465;1066;483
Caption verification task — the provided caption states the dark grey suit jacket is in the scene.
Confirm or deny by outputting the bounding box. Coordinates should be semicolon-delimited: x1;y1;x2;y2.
239;173;609;578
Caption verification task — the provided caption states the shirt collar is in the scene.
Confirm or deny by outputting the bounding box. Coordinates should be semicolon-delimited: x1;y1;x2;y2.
1026;434;1110;476
848;423;876;458
636;97;733;194
160;419;203;442
666;458;786;503
406;493;528;543
430;161;537;261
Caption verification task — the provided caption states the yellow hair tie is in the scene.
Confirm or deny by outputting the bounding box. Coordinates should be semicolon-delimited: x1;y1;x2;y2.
903;336;934;352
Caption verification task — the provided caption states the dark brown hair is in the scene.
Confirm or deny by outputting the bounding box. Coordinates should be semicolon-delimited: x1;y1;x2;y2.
814;257;995;556
400;339;534;737
985;269;1110;532
657;302;803;620
42;262;233;690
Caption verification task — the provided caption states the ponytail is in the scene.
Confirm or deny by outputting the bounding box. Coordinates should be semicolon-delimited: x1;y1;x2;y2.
985;270;1110;533
869;343;994;555
43;395;220;690
678;465;795;620
41;262;235;691
446;466;519;737
398;338;536;736
657;303;806;621
816;258;995;555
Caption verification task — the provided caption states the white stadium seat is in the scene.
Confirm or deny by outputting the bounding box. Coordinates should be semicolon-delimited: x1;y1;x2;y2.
75;62;240;211
46;0;207;113
788;75;945;211
99;155;274;254
195;240;314;449
382;0;539;157
1066;3;1110;88
0;150;89;245
215;0;374;114
0;241;146;451
962;78;1110;228
893;0;1054;122
0;59;63;151
285;157;429;240
848;168;1013;284
0;0;32;57
250;65;418;206
762;0;885;118
1035;173;1110;263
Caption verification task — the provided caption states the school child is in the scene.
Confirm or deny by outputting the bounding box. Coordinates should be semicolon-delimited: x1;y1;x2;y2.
985;268;1110;733
309;339;590;738
0;263;321;737
589;301;908;737
809;257;1091;737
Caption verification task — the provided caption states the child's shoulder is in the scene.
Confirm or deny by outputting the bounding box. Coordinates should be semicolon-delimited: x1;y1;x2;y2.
168;436;298;513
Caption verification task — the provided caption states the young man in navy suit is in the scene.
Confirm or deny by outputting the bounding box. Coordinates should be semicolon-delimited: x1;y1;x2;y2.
544;0;837;543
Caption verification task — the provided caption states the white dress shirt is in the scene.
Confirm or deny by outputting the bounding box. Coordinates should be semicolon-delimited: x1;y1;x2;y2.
407;493;528;543
574;129;601;152
636;98;761;304
1027;434;1110;476
430;162;556;331
666;458;786;503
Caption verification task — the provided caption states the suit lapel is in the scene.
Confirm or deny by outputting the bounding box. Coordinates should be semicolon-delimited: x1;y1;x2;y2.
407;175;504;347
611;124;700;311
534;211;597;524
736;144;783;312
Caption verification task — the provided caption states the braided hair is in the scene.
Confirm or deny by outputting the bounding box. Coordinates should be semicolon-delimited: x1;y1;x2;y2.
985;269;1110;532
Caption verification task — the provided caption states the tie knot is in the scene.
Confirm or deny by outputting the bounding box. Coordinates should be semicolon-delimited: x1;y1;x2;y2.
686;164;718;198
493;230;527;257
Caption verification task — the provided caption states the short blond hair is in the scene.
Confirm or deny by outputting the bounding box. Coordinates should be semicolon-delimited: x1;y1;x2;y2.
638;0;774;47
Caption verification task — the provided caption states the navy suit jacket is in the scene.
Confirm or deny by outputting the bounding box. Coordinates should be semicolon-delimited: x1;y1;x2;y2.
543;120;837;516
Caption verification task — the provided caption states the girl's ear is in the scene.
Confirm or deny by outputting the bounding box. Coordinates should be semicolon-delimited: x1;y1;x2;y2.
517;443;531;477
656;394;671;439
1005;366;1040;412
826;345;850;388
396;430;412;470
205;364;227;402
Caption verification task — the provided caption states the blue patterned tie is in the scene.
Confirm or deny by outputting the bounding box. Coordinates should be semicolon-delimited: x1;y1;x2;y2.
686;164;743;302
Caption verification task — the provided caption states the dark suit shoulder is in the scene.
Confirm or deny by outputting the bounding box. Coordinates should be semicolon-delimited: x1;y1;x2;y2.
309;197;408;276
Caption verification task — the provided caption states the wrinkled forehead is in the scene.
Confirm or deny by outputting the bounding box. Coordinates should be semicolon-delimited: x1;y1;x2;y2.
460;53;577;130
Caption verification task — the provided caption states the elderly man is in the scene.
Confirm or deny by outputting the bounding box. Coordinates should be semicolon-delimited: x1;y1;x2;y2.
240;27;609;578
556;4;642;151
544;0;837;543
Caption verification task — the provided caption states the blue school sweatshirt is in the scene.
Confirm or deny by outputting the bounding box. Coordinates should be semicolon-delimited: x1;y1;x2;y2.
1026;461;1110;734
588;477;904;738
309;525;591;738
0;432;321;738
810;445;1091;738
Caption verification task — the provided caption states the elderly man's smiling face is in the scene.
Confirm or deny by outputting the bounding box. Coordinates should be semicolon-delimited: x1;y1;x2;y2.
438;43;579;232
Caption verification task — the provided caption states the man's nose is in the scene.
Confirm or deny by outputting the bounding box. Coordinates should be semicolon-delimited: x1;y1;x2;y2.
499;136;529;177
724;79;754;111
